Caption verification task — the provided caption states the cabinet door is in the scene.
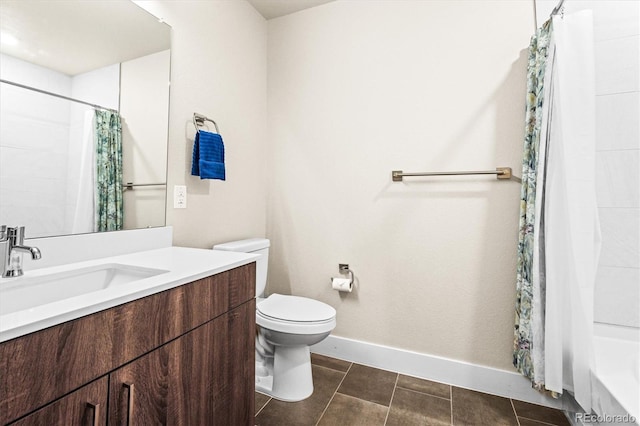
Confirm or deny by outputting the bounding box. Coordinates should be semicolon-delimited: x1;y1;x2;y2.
108;321;213;425
213;300;255;426
108;301;255;426
9;376;107;426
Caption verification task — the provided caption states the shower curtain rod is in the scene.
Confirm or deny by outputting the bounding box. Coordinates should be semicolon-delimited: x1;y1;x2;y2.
0;79;118;113
550;0;565;16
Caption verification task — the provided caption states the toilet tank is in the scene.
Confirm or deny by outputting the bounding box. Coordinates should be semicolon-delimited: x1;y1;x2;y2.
212;238;270;297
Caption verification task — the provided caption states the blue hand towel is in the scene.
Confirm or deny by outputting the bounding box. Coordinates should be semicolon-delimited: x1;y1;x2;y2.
191;130;226;180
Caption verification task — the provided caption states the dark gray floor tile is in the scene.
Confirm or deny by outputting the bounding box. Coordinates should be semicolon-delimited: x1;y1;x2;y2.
512;400;570;425
451;387;518;426
255;391;271;415
317;393;388;426
254;355;570;426
386;387;452;426
519;417;561;426
337;363;397;406
255;365;344;426
311;353;352;372
397;375;451;400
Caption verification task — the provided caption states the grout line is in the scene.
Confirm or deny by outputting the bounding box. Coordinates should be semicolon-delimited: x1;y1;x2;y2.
450;385;454;425
395;385;452;402
334;392;391;410
596;90;639;97
594;320;640;328
510;399;522;426
383;373;400;425
254;394;272;417
596;262;640;268
595;148;640;152
311;358;352;374
315;362;353;426
518;416;562;426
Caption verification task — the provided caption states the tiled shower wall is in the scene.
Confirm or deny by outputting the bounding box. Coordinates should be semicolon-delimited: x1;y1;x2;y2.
535;1;640;330
590;1;639;329
536;0;640;329
0;55;119;238
0;54;73;237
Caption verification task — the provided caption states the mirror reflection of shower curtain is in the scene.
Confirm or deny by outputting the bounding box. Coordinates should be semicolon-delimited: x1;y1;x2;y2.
70;110;97;234
94;110;124;232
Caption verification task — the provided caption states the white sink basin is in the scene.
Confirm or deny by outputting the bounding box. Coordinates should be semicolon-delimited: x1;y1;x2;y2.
0;263;168;315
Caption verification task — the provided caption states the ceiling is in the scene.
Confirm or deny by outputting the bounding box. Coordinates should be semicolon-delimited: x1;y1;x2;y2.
0;0;334;77
247;0;336;20
0;0;170;76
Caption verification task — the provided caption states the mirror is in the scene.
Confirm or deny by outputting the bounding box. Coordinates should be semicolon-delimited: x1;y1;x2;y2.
0;0;170;239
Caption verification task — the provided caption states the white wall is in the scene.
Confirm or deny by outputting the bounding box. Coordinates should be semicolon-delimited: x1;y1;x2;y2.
536;0;640;331
120;50;170;230
70;64;120;110
267;0;534;371
136;1;268;249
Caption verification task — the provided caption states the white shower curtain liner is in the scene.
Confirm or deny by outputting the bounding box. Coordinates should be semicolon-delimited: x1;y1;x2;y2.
542;10;601;412
71;110;96;234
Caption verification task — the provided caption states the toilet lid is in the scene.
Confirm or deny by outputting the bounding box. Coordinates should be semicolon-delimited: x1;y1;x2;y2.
257;293;336;322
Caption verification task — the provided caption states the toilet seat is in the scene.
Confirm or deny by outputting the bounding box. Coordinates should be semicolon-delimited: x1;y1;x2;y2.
257;294;336;334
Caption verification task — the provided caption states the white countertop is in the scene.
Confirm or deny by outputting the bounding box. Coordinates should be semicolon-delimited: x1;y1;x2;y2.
0;246;259;343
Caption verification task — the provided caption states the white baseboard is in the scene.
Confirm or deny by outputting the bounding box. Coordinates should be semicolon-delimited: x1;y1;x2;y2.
311;334;580;412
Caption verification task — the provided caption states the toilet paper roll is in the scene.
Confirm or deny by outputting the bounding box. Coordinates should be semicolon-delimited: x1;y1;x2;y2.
331;277;353;293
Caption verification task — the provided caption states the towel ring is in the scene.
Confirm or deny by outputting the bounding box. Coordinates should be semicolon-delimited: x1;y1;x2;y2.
193;112;220;134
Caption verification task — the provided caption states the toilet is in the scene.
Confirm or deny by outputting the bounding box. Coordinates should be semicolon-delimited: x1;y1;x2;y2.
213;238;336;402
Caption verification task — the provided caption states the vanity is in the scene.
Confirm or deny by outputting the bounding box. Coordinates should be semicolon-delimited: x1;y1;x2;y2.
0;246;258;425
0;1;257;423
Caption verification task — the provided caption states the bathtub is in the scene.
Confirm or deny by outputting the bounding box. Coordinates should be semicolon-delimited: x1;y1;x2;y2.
588;324;639;425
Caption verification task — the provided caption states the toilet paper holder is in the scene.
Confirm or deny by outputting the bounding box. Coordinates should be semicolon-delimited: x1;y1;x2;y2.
338;264;354;285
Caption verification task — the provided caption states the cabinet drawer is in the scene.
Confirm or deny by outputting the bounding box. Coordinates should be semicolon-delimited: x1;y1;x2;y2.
8;376;108;426
108;300;256;426
0;308;114;425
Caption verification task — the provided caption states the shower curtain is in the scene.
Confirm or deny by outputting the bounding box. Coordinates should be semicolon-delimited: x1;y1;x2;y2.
94;109;124;232
514;11;600;413
70;110;97;234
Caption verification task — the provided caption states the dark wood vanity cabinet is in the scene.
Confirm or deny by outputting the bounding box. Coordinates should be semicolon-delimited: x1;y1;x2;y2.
0;263;256;426
108;302;255;426
9;377;108;426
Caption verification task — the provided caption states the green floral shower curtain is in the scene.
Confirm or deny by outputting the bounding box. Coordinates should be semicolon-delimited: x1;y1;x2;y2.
94;110;123;232
513;20;553;390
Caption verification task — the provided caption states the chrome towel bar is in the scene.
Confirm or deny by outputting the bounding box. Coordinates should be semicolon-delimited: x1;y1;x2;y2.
392;167;518;182
123;182;166;190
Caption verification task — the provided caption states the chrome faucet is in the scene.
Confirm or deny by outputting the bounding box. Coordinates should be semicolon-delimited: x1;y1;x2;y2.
1;226;41;278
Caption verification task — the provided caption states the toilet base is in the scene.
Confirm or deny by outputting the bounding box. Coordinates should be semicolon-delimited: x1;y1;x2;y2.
255;345;314;402
255;374;274;395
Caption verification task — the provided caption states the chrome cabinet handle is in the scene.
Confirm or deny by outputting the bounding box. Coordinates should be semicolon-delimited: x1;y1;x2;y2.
86;402;100;426
123;383;135;426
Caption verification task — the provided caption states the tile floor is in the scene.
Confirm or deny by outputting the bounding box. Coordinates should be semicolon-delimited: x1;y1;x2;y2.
255;354;571;426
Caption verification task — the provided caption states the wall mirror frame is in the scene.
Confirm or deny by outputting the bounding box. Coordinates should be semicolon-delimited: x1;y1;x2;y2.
0;0;171;239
